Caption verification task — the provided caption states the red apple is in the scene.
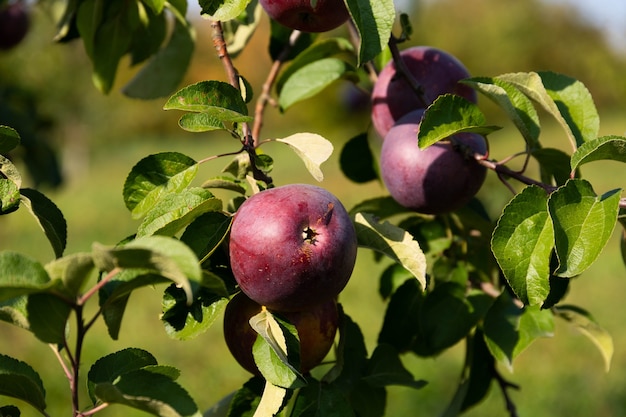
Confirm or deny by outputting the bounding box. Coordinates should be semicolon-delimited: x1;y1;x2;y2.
371;46;477;138
380;110;487;214
223;292;338;376
228;184;357;312
259;0;350;33
0;2;30;51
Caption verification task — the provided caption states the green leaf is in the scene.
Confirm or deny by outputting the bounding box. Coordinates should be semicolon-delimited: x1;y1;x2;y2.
548;179;621;277
180;212;233;262
199;0;250;21
45;253;96;297
497;71;599;148
377;279;422;352
0;252;52;302
570;135;626;173
364;344;426;389
512;305;554;358
354;212;426;290
0;354;46;412
26;293;72;344
340;133;378;184
137;187;222;237
532;148;575;186
459;330;495;412
348;197;409;220
463;77;540;148
93;236;201;304
19;188;67;258
142;0;166;14
278;58;357;110
161;284;228;341
290;378;355;417
418;94;501;149
252;381;287;417
123;19;195;99
123;152;198;219
0;126;20;154
93;369;200;416
0;405;20;417
127;5;167;65
554;305;613;372
177;111;251;132
276;37;355;94
220;2;263;58
482;291;523;370
344;0;395;65
250;310;306;389
0;179;20;215
491;186;553;306
163;80;249;115
0;155;21;187
273;133;333;181
0;296;29;330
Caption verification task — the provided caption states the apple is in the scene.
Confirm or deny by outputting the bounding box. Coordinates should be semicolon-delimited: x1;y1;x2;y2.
0;2;30;51
228;183;357;312
371;46;477;138
380;110;487;214
223;292;338;376
259;0;350;33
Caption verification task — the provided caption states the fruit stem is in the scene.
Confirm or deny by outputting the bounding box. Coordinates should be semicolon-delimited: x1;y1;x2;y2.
388;34;429;108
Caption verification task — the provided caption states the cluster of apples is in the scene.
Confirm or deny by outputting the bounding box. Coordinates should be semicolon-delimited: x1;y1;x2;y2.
372;46;488;214
224;185;357;376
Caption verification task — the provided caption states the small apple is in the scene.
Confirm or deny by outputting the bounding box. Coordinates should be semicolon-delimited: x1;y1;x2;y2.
380;110;487;214
0;2;30;51
228;183;357;312
259;0;350;33
223;292;338;376
371;46;477;138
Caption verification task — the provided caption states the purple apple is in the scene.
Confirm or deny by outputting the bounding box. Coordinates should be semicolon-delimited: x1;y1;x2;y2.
371;46;477;138
223;292;338;376
380;110;488;214
228;184;357;312
259;0;350;33
0;2;30;51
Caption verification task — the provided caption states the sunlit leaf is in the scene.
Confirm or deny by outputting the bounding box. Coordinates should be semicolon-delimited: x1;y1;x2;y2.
345;0;395;65
354;212;427;290
548;179;620;277
123;152;198;219
252;381;287;417
0;179;20;215
163;80;249;115
273;133;333;181
570;135;626;172
555;305;613;372
418;94;501;149
512;305;554;358
0;354;46;412
0;155;21;187
45;253;96;297
199;0;250;21
491;186;553;306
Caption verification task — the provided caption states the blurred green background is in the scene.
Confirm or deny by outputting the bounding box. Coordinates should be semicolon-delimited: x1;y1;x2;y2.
1;0;626;416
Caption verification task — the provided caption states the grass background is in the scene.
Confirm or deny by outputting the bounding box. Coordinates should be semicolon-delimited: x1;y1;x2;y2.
1;109;625;417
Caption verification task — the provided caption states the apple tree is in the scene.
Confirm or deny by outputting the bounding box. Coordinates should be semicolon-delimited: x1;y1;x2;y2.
1;0;625;416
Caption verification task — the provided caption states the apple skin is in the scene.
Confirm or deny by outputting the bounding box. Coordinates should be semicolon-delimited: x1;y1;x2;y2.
0;2;30;51
228;184;357;312
259;0;350;33
380;110;488;214
223;292;338;376
371;46;477;138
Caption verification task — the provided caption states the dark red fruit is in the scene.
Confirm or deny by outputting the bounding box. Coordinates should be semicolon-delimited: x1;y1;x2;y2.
228;184;357;312
259;0;350;33
380;110;487;214
0;2;30;51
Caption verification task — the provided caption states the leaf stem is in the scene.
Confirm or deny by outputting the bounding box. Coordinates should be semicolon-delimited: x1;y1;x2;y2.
77;267;121;306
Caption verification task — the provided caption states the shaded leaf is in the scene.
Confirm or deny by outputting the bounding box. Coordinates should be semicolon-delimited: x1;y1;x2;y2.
45;253;96;297
26;293;72;344
418;95;501;149
273;133;333;181
348;197;409;219
354;212;426;290
0;252;52;302
339;133;378;184
290;378;355;417
377;279;422;352
0;354;46;412
0;405;20;417
482;291;523;370
570;135;626;172
532;148;575;186
19;188;67;258
123;152;198;220
0;126;20;153
0;296;29;330
491;186;553;306
548;179;620;277
364;344;426;389
180;212;233;262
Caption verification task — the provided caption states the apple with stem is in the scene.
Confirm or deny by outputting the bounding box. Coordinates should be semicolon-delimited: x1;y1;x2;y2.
259;0;350;33
371;46;477;138
380;110;488;214
228;183;357;312
223;292;338;376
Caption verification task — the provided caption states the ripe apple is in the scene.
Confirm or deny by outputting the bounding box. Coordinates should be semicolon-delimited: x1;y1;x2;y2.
228;183;357;312
223;292;338;376
259;0;350;33
371;46;477;138
0;2;30;51
380;110;487;214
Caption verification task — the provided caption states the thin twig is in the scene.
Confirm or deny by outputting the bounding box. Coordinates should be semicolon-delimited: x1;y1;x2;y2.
77;267;121;306
49;344;73;381
388;34;428;108
493;368;520;417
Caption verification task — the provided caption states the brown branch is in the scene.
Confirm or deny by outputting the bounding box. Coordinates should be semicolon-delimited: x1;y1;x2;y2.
388;34;428;108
